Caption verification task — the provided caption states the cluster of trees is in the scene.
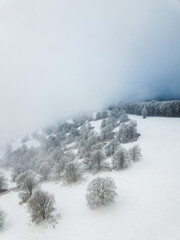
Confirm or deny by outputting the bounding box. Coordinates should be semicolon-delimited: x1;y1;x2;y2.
115;100;180;117
1;109;140;188
0;108;144;227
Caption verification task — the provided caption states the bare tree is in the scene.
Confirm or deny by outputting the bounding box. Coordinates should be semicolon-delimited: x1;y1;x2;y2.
27;189;55;223
19;174;37;202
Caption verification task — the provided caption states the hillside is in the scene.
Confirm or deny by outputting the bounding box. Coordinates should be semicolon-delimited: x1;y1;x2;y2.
0;115;180;240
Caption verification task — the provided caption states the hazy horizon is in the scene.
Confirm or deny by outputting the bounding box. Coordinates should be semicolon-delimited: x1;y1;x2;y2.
0;0;180;143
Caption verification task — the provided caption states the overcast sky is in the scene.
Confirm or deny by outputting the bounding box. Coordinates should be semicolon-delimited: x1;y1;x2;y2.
0;0;180;143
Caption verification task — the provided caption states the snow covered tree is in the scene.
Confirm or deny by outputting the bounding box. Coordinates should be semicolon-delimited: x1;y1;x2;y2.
101;119;107;128
116;120;138;143
112;147;130;169
27;189;55;223
107;116;118;128
63;162;82;183
129;145;142;162
86;150;106;172
18;174;37;202
0;208;6;230
39;163;51;180
119;113;129;123
104;139;120;157
15;170;34;188
100;125;113;141
52;158;66;178
0;173;8;192
142;107;148;118
86;177;117;209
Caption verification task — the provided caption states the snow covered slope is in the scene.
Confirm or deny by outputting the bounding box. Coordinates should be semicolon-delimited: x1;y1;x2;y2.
0;115;180;240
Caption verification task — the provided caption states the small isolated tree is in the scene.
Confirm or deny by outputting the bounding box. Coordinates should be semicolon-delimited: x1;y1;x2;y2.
27;189;55;223
0;208;6;230
0;173;8;192
112;147;130;169
86;177;117;209
129;145;142;162
142;107;148;118
63;162;82;183
19;174;37;203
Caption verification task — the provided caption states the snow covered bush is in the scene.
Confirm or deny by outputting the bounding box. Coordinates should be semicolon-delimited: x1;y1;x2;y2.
0;208;6;230
86;177;117;209
0;173;8;192
112;147;130;169
63;162;82;183
129;145;142;162
142;107;148;118
27;189;55;223
104;139;120;157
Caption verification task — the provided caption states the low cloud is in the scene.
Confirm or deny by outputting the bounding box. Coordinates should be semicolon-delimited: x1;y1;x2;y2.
0;0;180;142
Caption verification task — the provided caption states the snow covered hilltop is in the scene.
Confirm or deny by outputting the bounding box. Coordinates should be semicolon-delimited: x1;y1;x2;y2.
0;100;180;240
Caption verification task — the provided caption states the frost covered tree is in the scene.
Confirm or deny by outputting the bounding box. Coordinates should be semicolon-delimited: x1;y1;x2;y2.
104;139;120;157
52;158;66;178
19;174;37;202
112;147;130;169
142;107;148;118
0;208;6;230
27;189;55;223
129;145;142;162
0;173;8;192
106;116;118;128
63;162;82;183
15;170;34;188
116;120;138;143
101;119;107;128
100;125;113;141
86;177;117;209
119;113;129;123
86;150;106;172
39;163;51;180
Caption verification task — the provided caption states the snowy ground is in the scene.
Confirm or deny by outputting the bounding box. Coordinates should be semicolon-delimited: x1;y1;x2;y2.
0;115;180;240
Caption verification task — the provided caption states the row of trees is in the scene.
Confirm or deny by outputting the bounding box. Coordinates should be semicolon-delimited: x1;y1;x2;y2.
115;100;180;117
